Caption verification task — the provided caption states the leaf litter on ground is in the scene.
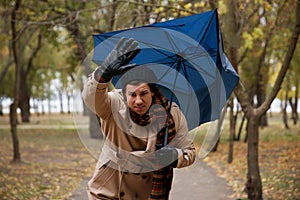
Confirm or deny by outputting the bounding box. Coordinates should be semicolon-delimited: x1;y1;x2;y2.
0;114;96;200
201;119;300;200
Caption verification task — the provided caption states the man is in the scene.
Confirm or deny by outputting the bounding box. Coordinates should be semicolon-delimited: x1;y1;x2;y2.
82;38;195;200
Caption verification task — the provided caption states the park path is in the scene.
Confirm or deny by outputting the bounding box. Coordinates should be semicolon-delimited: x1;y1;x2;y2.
70;158;234;200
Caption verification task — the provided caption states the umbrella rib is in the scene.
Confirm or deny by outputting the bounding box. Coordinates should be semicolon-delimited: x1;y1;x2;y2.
199;11;216;44
181;62;194;125
162;29;184;55
187;56;216;79
96;35;188;66
106;35;179;59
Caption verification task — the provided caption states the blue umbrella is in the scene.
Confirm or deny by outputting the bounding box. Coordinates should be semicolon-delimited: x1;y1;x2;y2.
92;9;239;131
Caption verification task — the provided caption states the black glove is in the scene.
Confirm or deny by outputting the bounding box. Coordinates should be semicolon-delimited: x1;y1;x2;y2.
156;147;178;168
94;37;141;82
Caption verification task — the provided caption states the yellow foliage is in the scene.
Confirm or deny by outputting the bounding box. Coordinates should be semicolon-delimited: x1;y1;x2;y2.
194;2;205;8
218;1;227;14
0;46;9;57
180;11;189;17
154;7;164;13
184;3;192;10
254;0;263;4
253;27;264;39
242;32;253;49
262;1;273;12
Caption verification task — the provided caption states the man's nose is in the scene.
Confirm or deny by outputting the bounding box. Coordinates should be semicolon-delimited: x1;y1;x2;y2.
135;95;143;104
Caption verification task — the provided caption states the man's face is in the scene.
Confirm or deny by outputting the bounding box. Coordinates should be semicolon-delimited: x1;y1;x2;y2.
125;83;154;116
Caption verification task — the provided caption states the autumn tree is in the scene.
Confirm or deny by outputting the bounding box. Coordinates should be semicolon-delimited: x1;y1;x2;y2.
3;0;81;161
222;0;300;199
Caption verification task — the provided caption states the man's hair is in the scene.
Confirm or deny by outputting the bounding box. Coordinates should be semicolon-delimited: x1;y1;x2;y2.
120;65;157;94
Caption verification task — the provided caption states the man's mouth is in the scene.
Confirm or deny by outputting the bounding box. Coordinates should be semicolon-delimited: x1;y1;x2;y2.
134;106;145;112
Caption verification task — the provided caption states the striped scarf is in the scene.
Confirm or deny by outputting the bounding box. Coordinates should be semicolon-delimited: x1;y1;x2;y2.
129;85;176;200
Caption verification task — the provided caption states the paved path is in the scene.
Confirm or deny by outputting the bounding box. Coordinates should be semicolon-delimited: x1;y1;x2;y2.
170;158;234;200
70;158;234;200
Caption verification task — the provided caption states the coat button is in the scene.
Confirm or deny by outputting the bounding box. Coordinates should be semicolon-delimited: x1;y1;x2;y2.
120;191;125;197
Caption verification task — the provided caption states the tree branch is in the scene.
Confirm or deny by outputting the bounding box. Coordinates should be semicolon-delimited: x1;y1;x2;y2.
118;0;198;15
234;79;252;117
0;27;38;84
257;0;300;116
26;33;42;75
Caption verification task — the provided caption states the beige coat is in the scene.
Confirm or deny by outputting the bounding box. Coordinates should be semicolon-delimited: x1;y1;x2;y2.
82;74;196;200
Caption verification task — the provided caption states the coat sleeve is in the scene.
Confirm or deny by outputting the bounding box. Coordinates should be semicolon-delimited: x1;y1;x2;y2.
81;72;112;120
170;105;196;168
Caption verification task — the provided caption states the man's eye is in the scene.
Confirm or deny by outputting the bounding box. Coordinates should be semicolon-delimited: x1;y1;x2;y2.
128;93;136;97
141;91;149;95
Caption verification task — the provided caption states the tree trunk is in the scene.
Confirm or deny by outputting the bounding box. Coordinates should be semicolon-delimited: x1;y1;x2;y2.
211;101;228;152
10;103;21;162
259;112;268;127
10;0;22;163
236;113;245;141
294;84;299;124
48;98;51;114
228;97;235;163
64;2;102;139
255;65;268;128
283;88;290;129
246;112;262;200
289;82;299;125
109;0;118;31
208;0;218;10
211;139;219;152
256;60;269;128
243;127;248;143
0;98;3;116
19;84;30;122
41;100;45;115
19;32;42;122
33;99;38;115
58;90;64;114
67;93;71;114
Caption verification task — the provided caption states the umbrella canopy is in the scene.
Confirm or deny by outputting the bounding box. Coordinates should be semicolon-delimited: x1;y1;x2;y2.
93;9;239;131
